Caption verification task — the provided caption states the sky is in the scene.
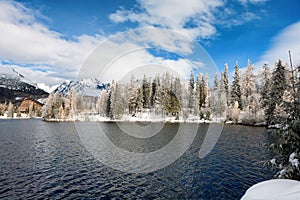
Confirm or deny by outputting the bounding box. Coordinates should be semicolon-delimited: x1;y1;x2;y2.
0;0;299;85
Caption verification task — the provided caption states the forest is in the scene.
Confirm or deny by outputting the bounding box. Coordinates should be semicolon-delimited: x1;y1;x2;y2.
42;59;299;126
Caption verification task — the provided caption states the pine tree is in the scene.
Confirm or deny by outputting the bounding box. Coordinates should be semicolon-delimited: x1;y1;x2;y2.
7;101;14;118
267;60;300;180
242;60;256;103
260;63;271;108
173;77;182;107
188;70;195;112
67;88;75;119
128;75;138;115
213;72;219;91
150;76;157;108
232;101;240;124
97;90;107;116
201;75;207;109
241;60;258;123
106;81;114;118
142;75;150;108
53;93;63;119
223;63;230;104
112;82;125;119
42;93;54;119
265;60;286;125
231;62;243;110
136;86;144;113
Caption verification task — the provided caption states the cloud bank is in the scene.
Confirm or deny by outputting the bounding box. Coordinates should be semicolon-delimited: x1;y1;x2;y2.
0;0;103;85
256;21;300;67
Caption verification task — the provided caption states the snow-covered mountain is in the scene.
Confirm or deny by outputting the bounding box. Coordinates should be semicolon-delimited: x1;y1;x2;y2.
0;66;48;103
37;83;59;93
53;77;110;96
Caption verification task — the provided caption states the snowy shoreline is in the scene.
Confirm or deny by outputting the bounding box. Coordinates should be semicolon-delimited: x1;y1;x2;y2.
42;117;266;126
0;115;267;126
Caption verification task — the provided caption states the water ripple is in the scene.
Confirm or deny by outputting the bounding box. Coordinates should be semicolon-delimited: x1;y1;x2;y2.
0;120;273;199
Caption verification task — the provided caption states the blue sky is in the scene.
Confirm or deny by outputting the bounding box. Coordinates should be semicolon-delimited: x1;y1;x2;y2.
0;0;300;85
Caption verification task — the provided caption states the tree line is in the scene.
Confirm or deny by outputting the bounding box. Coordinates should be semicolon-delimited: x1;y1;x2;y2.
42;59;299;125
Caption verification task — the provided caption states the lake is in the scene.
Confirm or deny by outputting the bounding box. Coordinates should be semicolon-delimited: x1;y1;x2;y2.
0;119;273;199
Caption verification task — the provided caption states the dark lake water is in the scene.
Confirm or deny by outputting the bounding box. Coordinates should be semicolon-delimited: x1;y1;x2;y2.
0;119;273;199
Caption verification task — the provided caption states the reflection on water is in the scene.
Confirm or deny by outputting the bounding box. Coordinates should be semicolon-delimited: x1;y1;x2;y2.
0;119;273;199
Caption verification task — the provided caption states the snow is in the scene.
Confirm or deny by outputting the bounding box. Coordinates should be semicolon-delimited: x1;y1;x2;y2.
268;124;282;129
37;83;58;93
270;158;276;165
241;179;300;200
289;152;299;168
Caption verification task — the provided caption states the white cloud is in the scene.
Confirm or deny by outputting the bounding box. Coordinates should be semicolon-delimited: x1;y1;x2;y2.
109;0;223;40
256;21;300;67
0;0;266;87
76;28;217;84
238;0;268;5
0;0;103;85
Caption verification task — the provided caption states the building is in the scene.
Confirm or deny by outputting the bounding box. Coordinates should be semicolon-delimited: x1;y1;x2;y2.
17;97;43;116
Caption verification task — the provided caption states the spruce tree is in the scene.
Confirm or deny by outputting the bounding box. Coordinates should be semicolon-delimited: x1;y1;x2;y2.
223;64;230;104
106;82;114;118
112;82;125;119
128;75;138;115
265;60;286;125
213;72;219;91
231;62;243;109
188;70;195;112
242;60;256;102
7;101;14;118
142;75;150;108
150;77;157;108
260;63;271;108
267;60;300;180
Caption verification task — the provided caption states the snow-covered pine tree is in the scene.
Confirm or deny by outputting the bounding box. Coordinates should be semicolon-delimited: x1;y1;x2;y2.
231;62;243;110
111;82;125;119
213;72;219;91
260;63;271;108
188;70;195;113
7;101;14;118
173;77;182;108
136;85;144;113
42;93;54;119
150;76;157;108
142;75;151;109
106;80;114;118
232;101;240;124
240;60;259;124
242;60;256;106
97;90;107;117
68;88;75;119
267;60;300;180
210;70;227;118
53;92;64;119
265;60;286;125
128;75;138;115
223;63;230;105
153;75;161;115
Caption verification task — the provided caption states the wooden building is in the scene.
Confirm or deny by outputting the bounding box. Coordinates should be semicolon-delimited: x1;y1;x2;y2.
17;97;43;115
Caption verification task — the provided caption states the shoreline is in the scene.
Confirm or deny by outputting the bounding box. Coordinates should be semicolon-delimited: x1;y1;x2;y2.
0;116;267;127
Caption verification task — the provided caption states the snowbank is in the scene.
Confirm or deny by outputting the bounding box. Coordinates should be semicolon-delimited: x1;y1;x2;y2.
241;179;300;200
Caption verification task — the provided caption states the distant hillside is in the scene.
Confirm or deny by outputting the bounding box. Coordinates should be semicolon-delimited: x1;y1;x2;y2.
0;68;48;104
